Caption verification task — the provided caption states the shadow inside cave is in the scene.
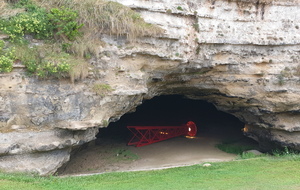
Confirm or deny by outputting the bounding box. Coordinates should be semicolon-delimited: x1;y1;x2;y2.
96;95;246;143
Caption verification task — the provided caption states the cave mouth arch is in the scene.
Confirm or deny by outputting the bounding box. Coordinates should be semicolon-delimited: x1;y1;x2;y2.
58;95;259;175
97;95;247;142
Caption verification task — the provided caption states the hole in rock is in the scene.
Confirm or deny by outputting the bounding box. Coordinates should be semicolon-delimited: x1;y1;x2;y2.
58;95;258;175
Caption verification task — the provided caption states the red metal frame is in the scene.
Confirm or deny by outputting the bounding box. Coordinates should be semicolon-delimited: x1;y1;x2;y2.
127;121;197;147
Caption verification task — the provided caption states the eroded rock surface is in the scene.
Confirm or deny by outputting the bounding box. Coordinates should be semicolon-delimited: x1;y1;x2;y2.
1;0;300;175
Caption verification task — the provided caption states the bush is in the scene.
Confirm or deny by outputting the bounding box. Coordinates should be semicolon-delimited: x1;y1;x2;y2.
48;7;83;41
14;44;73;78
0;0;83;76
0;3;52;42
0;40;15;72
272;146;300;160
0;0;82;42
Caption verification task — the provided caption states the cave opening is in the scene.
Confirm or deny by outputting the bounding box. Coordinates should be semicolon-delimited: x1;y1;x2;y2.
96;95;246;143
59;95;259;175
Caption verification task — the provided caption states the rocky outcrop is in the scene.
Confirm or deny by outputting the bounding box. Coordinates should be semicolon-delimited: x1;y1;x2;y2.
1;0;300;175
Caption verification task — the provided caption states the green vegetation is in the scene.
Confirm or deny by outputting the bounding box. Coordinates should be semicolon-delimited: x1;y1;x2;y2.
166;9;172;14
276;67;292;85
48;7;83;41
0;39;15;72
216;137;259;156
92;83;113;96
0;0;163;79
101;119;109;127
193;23;200;32
0;0;83;43
272;146;300;158
0;0;83;77
1;155;300;190
14;44;75;78
177;6;183;11
115;148;139;161
294;65;300;77
35;0;163;41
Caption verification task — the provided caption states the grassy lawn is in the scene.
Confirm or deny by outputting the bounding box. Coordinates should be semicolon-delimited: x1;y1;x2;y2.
1;156;300;190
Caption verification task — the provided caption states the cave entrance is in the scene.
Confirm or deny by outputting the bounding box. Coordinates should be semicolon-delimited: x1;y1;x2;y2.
59;95;258;175
97;95;246;143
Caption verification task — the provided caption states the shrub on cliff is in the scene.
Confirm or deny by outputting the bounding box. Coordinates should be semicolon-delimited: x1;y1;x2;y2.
0;40;15;72
0;0;163;78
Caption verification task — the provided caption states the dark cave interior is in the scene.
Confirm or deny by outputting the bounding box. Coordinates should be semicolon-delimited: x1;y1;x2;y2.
96;95;247;143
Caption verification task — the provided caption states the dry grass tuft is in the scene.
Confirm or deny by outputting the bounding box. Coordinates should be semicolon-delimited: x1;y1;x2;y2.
0;1;25;18
69;57;90;83
64;35;106;58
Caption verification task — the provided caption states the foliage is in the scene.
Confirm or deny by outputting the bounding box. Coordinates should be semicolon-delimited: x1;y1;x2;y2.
193;23;200;32
114;148;139;161
0;0;85;77
237;151;261;159
1;157;300;189
272;146;300;160
92;83;113;96
0;0;82;42
1;0;163;79
177;6;183;11
0;2;52;42
277;74;285;85
216;137;259;155
277;67;293;85
35;0;164;42
48;7;83;41
14;44;73;78
0;40;15;72
101;120;108;127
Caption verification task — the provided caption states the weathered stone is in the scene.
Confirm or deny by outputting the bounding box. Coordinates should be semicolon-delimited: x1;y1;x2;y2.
0;149;71;176
1;0;300;175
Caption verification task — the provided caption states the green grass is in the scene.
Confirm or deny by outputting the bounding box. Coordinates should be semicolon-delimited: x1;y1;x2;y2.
114;148;139;161
1;156;300;190
216;137;259;155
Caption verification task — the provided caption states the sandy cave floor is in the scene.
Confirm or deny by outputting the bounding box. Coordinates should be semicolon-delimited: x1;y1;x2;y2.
57;131;249;176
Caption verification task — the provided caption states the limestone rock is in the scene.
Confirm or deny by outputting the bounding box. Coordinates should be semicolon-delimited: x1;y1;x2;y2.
0;149;71;176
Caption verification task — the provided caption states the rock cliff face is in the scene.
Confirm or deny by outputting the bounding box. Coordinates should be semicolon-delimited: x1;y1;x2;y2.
1;0;300;175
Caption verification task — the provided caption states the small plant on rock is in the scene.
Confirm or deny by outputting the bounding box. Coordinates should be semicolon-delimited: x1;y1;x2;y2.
0;40;15;72
92;83;113;96
177;6;183;11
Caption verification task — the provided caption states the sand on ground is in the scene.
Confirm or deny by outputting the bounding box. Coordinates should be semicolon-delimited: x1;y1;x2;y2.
58;132;238;176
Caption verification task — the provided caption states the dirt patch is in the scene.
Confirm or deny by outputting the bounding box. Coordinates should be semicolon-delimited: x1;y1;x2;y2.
58;132;239;176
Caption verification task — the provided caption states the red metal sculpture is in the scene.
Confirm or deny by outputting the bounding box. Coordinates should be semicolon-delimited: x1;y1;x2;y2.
127;121;197;147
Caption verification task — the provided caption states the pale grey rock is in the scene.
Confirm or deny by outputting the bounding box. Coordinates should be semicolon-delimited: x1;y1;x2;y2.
0;149;71;176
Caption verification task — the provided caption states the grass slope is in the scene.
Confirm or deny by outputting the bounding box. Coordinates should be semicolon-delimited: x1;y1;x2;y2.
1;157;300;190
